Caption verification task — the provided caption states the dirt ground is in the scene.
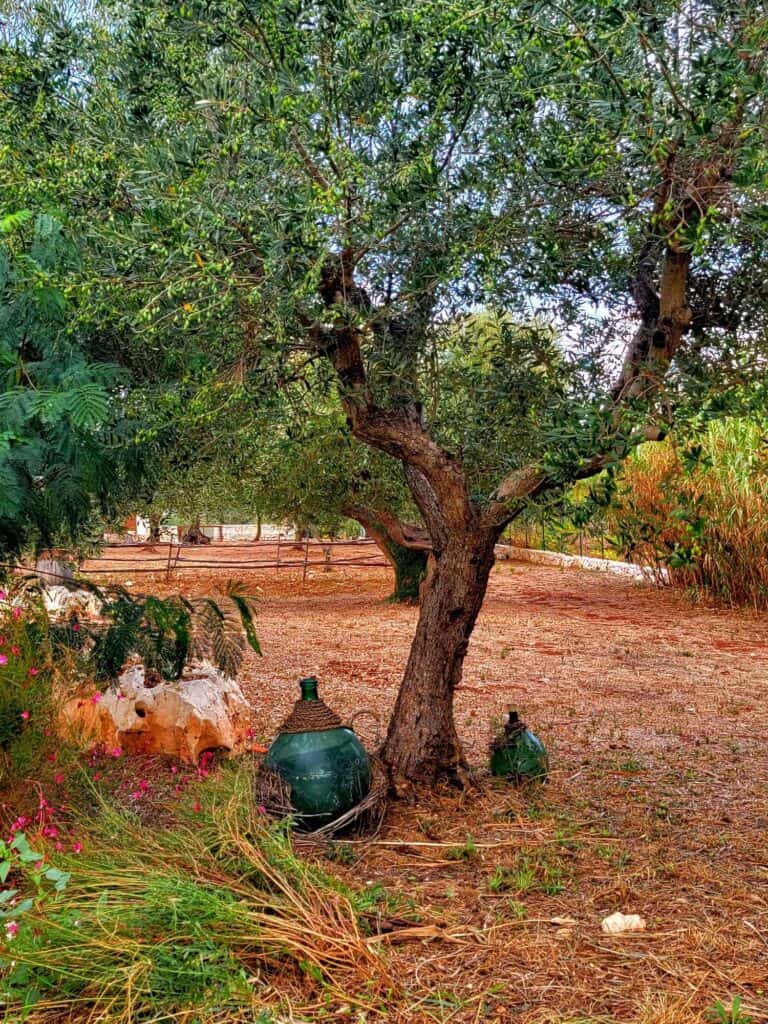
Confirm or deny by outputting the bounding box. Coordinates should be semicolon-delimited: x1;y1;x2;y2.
82;546;768;1024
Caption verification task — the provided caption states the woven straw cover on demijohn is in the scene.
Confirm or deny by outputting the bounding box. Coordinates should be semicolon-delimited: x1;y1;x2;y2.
277;695;343;734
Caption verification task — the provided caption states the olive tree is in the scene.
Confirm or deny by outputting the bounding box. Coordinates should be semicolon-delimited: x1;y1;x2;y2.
4;0;767;783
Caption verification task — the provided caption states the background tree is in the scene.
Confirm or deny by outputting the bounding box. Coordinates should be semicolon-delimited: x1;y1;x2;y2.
3;0;767;784
142;380;431;599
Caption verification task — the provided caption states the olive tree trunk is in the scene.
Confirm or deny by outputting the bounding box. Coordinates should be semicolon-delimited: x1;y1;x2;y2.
380;527;499;782
314;202;708;783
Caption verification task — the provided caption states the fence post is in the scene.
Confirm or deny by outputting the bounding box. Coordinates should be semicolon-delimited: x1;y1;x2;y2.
302;535;310;582
541;521;546;551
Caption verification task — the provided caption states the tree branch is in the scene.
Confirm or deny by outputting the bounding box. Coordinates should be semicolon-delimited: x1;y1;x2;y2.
342;502;432;551
311;253;474;542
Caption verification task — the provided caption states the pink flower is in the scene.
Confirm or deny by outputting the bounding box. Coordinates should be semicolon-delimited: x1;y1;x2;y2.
90;693;102;704
170;765;178;774
28;667;39;677
54;773;65;785
0;635;5;645
110;747;122;758
192;801;202;813
5;921;18;939
12;607;21;620
93;772;101;781
257;804;267;815
138;780;149;792
71;623;80;632
73;842;83;854
11;645;20;656
0;590;6;600
20;710;30;721
0;655;7;666
116;691;125;700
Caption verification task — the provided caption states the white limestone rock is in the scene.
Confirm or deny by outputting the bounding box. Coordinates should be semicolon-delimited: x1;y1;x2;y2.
60;660;251;762
42;586;103;619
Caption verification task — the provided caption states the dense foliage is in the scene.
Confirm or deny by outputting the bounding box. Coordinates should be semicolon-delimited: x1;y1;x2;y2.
3;0;766;523
0;214;132;557
613;418;768;608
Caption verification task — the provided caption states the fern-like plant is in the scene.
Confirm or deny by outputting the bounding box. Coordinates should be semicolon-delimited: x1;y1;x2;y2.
55;580;260;683
0;212;135;558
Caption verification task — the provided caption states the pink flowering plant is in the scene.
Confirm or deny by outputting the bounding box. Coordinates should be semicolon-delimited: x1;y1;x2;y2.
0;585;52;756
0;831;70;944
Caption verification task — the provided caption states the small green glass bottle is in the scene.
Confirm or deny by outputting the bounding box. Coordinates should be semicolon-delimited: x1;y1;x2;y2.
265;677;372;829
490;711;548;782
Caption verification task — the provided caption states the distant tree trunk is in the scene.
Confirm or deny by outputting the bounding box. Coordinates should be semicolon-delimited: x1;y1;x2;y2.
148;512;161;543
343;504;429;603
255;513;262;541
182;517;211;544
388;545;429;602
292;522;310;550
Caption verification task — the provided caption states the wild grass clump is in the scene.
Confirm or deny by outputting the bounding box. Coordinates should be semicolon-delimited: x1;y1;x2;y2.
612;418;768;609
0;584;55;785
1;765;391;1022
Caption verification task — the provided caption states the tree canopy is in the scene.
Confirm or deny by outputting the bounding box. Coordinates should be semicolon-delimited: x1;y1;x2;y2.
2;0;766;780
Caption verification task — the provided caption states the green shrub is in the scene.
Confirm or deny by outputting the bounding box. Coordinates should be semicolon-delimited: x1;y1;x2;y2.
0;586;53;775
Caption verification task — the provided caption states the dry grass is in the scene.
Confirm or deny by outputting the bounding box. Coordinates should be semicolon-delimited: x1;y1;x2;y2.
2;766;395;1023
14;551;767;1023
334;776;768;1023
614;419;768;609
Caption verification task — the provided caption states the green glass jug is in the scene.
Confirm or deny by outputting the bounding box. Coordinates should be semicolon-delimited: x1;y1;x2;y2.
265;677;372;829
490;711;548;782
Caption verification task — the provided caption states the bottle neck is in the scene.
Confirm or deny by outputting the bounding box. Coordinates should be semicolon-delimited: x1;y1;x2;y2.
300;677;319;701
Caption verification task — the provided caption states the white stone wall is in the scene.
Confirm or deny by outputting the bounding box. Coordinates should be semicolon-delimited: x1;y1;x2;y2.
495;544;661;581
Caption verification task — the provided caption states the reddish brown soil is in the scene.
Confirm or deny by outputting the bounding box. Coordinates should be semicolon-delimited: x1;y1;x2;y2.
81;548;768;1024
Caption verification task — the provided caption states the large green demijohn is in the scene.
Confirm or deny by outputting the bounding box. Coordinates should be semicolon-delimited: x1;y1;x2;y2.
490;711;548;782
265;677;372;829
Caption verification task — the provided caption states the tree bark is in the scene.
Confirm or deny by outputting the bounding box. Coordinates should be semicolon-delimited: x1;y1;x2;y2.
380;526;500;784
343;503;430;602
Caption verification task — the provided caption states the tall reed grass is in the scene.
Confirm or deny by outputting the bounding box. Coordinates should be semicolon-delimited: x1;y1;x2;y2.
612;418;768;609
